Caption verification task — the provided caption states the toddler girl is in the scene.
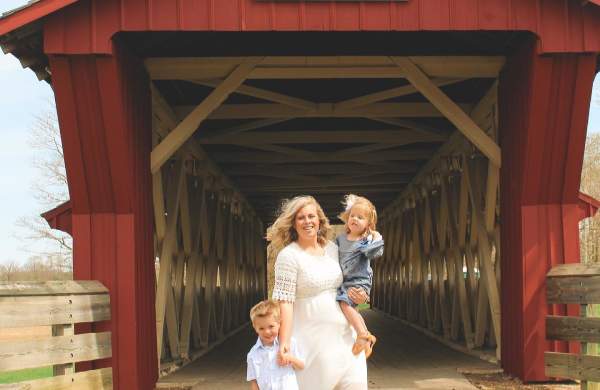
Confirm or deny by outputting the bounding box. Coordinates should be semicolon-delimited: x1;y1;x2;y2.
336;194;384;358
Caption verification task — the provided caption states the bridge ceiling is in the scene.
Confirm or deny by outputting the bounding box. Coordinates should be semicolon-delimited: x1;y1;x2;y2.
150;51;500;223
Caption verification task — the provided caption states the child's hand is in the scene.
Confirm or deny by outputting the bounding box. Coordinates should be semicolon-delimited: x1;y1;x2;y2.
280;352;293;365
372;231;382;241
277;345;290;366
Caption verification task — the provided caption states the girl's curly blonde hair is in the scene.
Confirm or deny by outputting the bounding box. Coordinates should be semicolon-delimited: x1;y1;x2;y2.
338;194;378;236
266;195;333;260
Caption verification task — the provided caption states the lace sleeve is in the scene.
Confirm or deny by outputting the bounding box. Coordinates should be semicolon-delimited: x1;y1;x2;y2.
272;249;298;302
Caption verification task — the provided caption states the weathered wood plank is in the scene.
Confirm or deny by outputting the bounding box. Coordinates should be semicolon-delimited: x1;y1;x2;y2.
0;295;110;328
0;367;112;390
0;281;107;297
545;352;600;382
546;315;600;343
0;332;112;371
548;264;600;278
546;275;600;304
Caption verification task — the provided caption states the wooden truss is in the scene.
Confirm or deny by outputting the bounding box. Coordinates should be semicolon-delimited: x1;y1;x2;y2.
374;82;501;358
148;55;503;368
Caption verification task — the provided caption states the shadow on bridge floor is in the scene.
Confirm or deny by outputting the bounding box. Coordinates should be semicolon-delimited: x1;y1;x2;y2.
157;309;498;389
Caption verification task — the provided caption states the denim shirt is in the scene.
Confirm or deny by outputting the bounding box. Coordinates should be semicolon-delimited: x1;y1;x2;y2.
336;234;384;293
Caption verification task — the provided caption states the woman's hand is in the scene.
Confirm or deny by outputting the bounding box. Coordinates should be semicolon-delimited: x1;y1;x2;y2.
348;287;369;305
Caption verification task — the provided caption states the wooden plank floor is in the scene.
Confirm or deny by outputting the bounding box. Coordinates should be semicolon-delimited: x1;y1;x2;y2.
157;310;498;389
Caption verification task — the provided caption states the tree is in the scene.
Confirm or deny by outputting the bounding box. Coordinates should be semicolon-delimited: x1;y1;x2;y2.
15;105;72;271
580;133;600;264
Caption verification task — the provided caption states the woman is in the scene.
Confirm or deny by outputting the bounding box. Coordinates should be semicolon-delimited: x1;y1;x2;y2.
267;195;369;390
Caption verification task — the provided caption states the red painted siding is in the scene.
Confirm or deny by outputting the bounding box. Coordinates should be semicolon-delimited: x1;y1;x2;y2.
499;38;596;381
42;0;600;54
49;41;157;390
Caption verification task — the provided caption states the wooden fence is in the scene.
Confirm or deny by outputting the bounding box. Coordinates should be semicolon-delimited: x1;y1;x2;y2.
0;281;112;389
545;264;600;389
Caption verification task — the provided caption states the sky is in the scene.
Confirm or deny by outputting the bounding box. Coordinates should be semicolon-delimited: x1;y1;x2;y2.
0;1;600;265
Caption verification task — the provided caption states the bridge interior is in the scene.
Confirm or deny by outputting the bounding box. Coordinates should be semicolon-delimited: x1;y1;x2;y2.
139;31;509;385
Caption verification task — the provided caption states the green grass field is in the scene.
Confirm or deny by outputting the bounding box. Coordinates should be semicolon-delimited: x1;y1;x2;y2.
0;366;52;384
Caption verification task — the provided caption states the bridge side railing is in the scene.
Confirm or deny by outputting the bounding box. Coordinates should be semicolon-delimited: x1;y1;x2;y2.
0;280;112;389
545;264;600;389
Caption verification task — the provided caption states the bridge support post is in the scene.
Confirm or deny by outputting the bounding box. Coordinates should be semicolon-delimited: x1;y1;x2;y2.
499;37;597;381
49;41;157;389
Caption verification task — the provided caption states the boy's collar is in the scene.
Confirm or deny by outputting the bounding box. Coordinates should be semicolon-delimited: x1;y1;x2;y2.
256;336;279;349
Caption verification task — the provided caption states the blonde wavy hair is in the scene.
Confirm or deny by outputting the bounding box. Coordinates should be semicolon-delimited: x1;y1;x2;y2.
338;194;378;236
266;195;334;260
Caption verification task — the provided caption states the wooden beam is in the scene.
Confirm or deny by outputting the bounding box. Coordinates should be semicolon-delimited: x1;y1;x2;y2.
335;78;464;111
151;84;261;223
151;63;256;173
211;148;435;163
198;118;291;142
223;162;421;176
463;156;501;357
367;117;446;138
381;80;498;218
174;102;472;120
145;56;505;80
198;130;445;144
236;174;412;188
392;57;501;168
155;160;185;361
192;79;318;110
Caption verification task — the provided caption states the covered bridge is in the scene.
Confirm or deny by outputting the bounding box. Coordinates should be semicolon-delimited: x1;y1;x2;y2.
1;0;600;388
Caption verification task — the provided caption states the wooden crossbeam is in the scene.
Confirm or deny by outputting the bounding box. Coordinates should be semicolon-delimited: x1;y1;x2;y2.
151;63;256;173
145;56;505;80
235;174;412;188
174;102;472;120
368;117;445;138
151;84;259;222
199;118;291;142
392;57;501;168
213;148;434;164
463;156;501;356
235;144;316;159
244;187;404;195
335;78;464;111
155;160;185;361
382;80;498;216
199;130;445;144
224;162;421;177
192;80;318;110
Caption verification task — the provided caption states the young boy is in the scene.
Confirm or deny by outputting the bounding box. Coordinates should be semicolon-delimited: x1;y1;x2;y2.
247;300;304;390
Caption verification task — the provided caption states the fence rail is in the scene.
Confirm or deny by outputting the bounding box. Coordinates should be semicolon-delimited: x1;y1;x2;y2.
0;281;112;389
545;264;600;389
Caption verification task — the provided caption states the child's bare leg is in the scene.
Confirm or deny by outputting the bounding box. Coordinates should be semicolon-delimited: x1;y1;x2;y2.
340;301;368;335
340;301;377;357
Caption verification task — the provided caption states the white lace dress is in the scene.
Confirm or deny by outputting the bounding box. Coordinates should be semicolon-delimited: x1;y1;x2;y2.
272;241;367;390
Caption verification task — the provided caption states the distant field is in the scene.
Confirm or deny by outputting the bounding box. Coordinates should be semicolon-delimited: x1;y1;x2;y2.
0;326;53;384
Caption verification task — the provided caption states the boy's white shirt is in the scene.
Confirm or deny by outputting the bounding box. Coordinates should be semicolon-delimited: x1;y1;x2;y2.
247;336;302;390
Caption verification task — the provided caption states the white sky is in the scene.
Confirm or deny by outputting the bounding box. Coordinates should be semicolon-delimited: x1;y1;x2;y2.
0;1;600;265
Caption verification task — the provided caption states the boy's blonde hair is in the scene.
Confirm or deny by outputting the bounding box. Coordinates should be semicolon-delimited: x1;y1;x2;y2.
338;194;378;236
250;300;280;324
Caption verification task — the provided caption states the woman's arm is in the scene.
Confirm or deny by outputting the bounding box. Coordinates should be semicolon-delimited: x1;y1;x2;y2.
277;301;294;365
250;380;259;390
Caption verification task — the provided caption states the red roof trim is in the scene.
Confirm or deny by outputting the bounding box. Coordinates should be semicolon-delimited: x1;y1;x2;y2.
578;191;600;219
0;0;77;36
41;200;72;235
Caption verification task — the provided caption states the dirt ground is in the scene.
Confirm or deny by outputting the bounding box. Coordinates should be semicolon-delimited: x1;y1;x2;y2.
463;371;579;390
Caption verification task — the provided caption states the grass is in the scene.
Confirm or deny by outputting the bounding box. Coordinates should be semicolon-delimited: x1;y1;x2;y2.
357;303;371;311
0;366;53;384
